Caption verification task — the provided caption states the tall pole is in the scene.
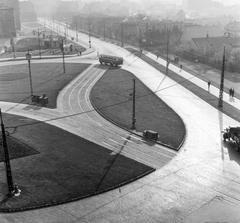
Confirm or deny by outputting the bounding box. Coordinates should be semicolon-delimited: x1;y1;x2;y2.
218;46;226;108
121;22;124;47
103;21;105;41
139;26;142;57
61;39;66;73
26;50;33;96
76;21;78;41
38;28;41;59
0;109;14;196
28;58;33;96
166;26;170;75
89;24;91;48
131;79;136;130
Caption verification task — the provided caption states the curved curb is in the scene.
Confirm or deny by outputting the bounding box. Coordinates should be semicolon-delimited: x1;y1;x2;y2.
89;90;181;151
0;169;155;213
0;48;95;63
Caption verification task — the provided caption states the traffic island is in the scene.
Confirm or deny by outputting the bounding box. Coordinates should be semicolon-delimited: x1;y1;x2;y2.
90;67;186;150
0;113;155;212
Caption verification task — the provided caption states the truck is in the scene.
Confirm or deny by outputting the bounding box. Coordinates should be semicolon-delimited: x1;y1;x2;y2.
223;126;240;151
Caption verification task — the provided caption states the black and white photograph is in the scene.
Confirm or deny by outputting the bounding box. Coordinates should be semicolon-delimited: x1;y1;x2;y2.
0;0;240;222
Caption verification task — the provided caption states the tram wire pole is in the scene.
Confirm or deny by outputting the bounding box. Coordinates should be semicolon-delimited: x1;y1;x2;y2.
38;28;41;59
218;46;226;108
131;79;136;130
0;109;14;196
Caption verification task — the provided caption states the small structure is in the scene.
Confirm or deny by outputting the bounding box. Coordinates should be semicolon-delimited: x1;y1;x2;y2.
32;94;48;106
13;183;21;196
142;130;158;142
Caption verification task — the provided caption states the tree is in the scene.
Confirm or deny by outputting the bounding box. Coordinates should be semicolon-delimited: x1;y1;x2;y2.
10;37;15;58
176;9;186;21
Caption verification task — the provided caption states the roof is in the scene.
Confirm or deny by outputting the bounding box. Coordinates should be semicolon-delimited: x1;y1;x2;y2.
181;25;223;41
225;21;240;32
192;36;240;50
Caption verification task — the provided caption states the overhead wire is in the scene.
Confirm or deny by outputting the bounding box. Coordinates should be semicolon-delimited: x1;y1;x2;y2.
1;19;198;130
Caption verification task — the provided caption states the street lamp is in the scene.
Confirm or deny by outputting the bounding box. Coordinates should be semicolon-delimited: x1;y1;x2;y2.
26;50;33;96
76;21;78;41
60;39;66;73
37;28;41;59
89;25;91;48
218;46;226;108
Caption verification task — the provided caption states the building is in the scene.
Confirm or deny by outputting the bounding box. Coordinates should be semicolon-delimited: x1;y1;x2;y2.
0;7;16;38
224;21;240;37
19;1;37;22
181;24;223;42
3;0;21;30
192;36;240;62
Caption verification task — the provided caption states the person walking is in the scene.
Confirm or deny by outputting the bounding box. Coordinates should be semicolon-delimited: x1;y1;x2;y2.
229;88;232;101
207;80;211;92
232;88;235;102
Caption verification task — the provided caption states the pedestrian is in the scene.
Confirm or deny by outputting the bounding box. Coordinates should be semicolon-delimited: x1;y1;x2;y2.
179;64;182;72
156;53;159;59
207;80;211;92
232;88;235;101
229;88;232;101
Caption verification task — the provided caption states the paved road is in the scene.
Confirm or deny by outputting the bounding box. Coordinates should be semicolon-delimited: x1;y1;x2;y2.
0;19;240;222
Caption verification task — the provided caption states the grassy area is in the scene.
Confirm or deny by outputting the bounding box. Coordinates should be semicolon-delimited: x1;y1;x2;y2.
0;21;86;59
91;67;186;149
0;63;89;108
0;113;154;211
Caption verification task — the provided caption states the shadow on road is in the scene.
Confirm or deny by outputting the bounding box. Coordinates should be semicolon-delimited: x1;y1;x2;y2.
223;141;240;165
23;104;42;111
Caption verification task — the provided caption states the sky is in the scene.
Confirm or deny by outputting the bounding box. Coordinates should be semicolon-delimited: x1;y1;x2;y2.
213;0;240;5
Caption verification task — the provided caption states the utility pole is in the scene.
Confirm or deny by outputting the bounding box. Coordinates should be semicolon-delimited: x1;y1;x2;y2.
26;50;33;96
38;28;41;59
121;22;124;47
76;21;78;42
89;25;91;48
60;39;66;73
131;79;136;130
103;20;105;41
0;109;14;196
218;46;226;108
166;26;170;75
139;27;142;57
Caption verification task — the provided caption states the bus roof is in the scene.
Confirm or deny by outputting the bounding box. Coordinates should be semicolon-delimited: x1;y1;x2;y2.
99;54;123;59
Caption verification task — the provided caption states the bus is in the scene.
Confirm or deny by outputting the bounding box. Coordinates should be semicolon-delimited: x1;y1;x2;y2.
99;54;123;66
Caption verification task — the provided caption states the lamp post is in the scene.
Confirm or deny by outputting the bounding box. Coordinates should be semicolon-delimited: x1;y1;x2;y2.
60;39;66;73
131;79;136;130
0;109;14;196
218;46;226;108
166;23;170;75
121;22;124;47
76;21;78;41
37;28;41;59
88;24;91;48
26;50;33;96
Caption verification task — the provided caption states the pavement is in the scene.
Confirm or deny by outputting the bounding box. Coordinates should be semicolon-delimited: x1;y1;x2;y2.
1;20;240;222
146;51;240;113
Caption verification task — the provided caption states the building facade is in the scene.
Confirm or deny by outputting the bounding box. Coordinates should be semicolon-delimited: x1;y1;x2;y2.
3;0;21;30
0;7;16;38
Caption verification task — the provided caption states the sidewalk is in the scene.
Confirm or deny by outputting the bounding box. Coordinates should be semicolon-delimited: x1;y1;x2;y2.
136;50;240;124
0;47;94;62
147;52;240;109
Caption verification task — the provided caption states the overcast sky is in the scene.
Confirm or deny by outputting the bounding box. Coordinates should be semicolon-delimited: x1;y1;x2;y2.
213;0;240;5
